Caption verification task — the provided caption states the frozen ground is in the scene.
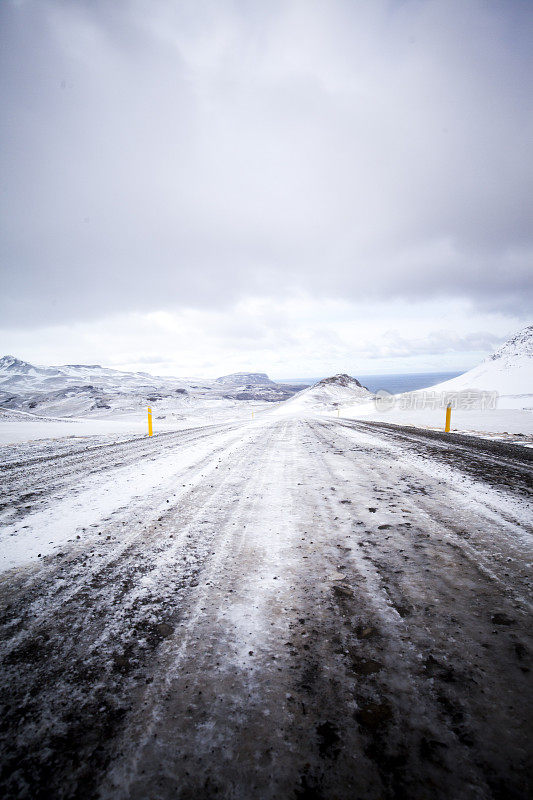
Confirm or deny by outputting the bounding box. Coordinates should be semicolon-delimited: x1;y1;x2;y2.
0;414;531;799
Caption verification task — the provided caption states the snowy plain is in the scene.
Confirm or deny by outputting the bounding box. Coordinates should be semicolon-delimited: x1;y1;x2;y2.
0;402;268;444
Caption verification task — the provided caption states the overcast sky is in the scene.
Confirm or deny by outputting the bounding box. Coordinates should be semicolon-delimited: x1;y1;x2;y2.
1;0;531;377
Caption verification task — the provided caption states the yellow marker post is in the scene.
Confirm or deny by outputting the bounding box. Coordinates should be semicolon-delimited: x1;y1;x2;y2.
445;404;451;433
252;410;254;419
147;406;153;437
337;408;340;418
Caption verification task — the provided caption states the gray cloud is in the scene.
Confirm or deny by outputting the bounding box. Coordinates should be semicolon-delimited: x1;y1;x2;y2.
1;0;532;328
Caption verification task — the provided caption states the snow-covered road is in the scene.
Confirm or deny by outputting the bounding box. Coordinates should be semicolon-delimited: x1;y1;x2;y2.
1;418;532;799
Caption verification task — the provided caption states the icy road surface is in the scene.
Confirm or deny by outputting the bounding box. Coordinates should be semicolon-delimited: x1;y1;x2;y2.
0;417;532;800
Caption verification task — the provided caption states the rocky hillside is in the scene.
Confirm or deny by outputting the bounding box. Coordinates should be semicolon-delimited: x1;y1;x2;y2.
488;324;533;364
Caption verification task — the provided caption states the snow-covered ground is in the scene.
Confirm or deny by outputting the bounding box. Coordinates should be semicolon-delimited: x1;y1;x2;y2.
0;403;268;445
345;327;533;440
0;416;531;799
342;404;533;440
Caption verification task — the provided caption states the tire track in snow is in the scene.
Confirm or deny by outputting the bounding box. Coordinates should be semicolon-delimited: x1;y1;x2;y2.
0;417;531;800
0;422;242;522
306;419;532;799
0;422;281;799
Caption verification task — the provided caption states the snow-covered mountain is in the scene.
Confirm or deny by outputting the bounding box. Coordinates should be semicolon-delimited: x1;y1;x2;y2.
0;358;187;417
0;357;305;417
428;324;533;405
0;356;189;394
488;325;533;365
278;373;374;414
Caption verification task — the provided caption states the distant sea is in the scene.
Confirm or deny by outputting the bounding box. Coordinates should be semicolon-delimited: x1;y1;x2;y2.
278;372;463;394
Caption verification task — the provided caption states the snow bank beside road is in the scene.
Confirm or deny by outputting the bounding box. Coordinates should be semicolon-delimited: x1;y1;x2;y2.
272;395;533;440
0;410;154;444
342;402;533;439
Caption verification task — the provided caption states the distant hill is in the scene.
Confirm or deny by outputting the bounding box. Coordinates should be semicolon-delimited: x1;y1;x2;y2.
279;373;374;414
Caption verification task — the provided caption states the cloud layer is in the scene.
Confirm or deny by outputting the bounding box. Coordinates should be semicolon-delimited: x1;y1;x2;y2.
1;0;532;329
0;295;517;378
